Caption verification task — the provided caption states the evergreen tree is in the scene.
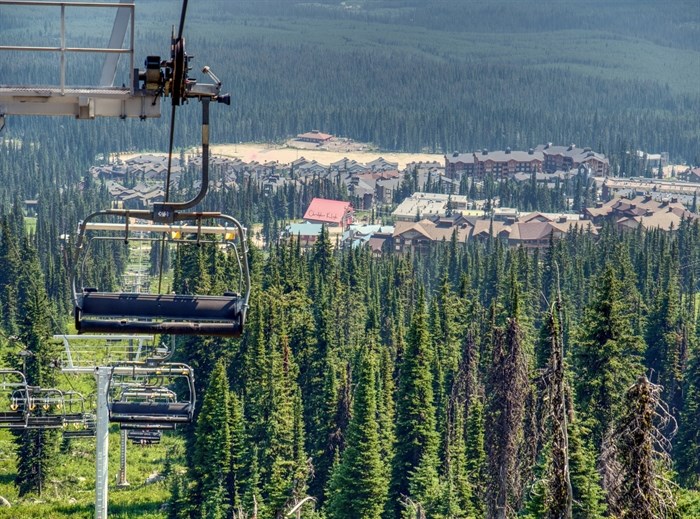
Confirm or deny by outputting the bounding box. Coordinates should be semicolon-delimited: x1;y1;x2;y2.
484;313;528;519
14;240;59;497
465;397;487;518
390;288;440;518
675;349;700;488
194;360;231;519
573;266;645;447
326;348;388;519
603;376;677;519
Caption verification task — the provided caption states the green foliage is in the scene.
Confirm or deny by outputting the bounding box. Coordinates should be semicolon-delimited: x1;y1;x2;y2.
676;350;700;488
326;348;388;519
573;265;645;447
193;360;231;519
390;289;440;517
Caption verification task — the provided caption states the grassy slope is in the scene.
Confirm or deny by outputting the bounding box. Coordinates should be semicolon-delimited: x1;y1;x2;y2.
0;427;183;519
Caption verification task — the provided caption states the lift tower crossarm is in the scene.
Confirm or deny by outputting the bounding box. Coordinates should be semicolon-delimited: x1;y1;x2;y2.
0;0;161;120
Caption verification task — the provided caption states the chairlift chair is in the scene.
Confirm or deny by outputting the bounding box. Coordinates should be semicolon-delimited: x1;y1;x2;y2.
63;390;88;425
26;387;65;429
0;370;29;429
71;81;248;339
108;363;195;425
73;212;250;337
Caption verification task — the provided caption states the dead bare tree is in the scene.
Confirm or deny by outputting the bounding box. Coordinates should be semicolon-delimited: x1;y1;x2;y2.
602;376;678;519
543;302;573;519
485;317;529;519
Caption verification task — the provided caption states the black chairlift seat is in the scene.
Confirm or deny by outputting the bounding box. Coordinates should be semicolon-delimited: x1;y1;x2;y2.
119;421;177;430
63;428;96;439
76;291;244;337
63;414;96;438
110;401;193;424
127;429;162;445
26;415;65;429
0;411;26;428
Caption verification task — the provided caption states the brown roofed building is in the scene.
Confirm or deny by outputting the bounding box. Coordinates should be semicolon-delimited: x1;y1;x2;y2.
296;130;333;144
392;217;472;254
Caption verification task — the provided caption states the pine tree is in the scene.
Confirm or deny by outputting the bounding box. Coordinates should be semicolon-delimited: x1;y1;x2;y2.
484;314;528;519
326;348;388;519
14;240;59;497
675;349;700;487
465;398;487;518
228;390;246;511
440;401;473;518
568;419;607;519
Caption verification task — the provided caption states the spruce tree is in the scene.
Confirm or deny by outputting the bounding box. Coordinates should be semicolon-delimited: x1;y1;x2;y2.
465;398;487;518
675;349;700;487
573;266;645;447
604;376;677;519
390;288;440;518
326;348;388;519
484;314;528;519
14;240;59;497
194;360;231;519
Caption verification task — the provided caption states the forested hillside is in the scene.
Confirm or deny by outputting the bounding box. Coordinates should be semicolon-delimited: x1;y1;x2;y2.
0;0;699;517
1;0;699;164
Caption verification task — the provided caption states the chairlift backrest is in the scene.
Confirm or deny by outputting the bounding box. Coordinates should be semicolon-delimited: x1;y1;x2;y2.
107;362;195;425
0;370;29;428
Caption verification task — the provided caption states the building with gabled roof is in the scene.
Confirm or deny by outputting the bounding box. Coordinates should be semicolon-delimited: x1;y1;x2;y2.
392;217;472;254
296;130;333;143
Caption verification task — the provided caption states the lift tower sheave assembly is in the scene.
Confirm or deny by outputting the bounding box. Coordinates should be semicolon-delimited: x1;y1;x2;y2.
0;1;162;123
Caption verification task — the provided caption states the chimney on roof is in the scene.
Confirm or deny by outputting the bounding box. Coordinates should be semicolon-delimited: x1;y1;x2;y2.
546;142;552;149
505;147;511;154
671;196;678;203
568;143;576;151
584;147;592;152
596;202;603;208
558;216;568;223
482;148;488;155
453;151;459;157
528;148;534;155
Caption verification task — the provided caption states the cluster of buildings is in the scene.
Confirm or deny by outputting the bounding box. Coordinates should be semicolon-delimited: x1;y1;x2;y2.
283;191;697;254
91;145;700;254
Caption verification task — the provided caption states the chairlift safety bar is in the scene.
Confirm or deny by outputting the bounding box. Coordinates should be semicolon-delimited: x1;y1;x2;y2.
83;222;240;236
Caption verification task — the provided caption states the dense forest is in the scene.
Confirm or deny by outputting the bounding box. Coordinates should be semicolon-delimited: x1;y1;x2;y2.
1;0;699;165
0;0;699;517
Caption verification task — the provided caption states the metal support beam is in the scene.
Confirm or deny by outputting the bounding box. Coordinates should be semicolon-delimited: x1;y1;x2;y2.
0;87;160;119
95;367;111;519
